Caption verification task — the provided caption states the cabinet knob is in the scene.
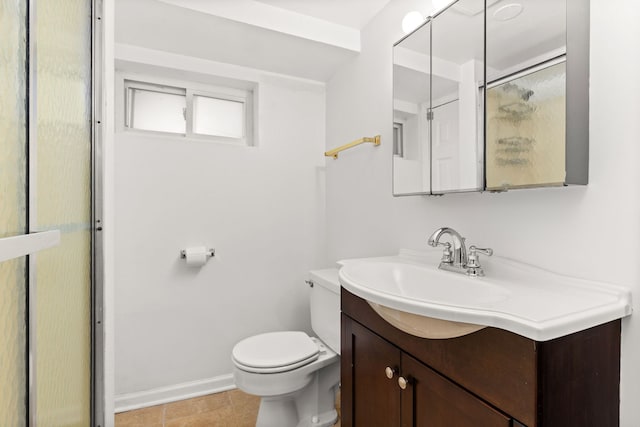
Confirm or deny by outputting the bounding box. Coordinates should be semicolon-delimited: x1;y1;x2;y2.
398;376;410;390
385;366;396;379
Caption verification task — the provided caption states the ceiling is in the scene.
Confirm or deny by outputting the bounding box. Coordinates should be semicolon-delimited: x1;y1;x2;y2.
254;0;392;30
115;0;393;82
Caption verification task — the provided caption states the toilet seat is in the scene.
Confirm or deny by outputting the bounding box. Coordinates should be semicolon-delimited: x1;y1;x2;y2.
232;331;320;374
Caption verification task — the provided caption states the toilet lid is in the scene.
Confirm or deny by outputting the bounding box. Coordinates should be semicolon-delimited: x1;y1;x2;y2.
232;331;319;372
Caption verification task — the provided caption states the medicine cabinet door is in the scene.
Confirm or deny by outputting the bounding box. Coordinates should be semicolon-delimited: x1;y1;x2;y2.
485;0;589;190
430;0;485;194
393;21;431;195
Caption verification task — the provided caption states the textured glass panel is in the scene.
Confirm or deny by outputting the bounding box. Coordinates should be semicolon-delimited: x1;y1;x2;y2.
486;61;566;190
0;258;27;427
193;95;244;138
0;0;27;239
0;0;28;424
36;0;92;425
36;232;91;426
129;88;186;134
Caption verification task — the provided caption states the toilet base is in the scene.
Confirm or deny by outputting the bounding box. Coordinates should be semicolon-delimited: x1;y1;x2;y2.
297;408;338;427
248;355;340;427
255;396;297;427
256;399;337;427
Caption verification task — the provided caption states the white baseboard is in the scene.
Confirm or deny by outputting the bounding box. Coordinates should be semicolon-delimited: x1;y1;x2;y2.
114;374;236;413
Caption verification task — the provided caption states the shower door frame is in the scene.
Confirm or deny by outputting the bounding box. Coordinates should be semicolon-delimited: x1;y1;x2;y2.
91;0;106;426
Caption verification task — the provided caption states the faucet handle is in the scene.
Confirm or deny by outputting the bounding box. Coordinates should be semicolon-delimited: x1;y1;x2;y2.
434;242;453;264
469;246;493;257
466;246;493;277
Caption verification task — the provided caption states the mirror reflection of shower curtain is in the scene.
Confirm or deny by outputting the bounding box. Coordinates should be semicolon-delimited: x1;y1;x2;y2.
486;60;567;190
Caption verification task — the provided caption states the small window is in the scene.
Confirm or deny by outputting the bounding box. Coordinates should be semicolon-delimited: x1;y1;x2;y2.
126;85;186;134
193;95;244;138
124;79;253;145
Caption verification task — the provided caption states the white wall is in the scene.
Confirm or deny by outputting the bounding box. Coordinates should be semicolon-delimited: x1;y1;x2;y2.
113;46;327;409
326;0;640;425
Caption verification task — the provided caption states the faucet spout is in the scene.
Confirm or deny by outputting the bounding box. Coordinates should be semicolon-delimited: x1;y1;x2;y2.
427;227;467;267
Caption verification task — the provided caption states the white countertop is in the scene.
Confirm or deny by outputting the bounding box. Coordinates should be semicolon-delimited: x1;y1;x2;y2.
338;249;632;341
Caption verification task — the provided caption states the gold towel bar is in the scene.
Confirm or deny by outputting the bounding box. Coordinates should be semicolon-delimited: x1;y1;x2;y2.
324;135;381;159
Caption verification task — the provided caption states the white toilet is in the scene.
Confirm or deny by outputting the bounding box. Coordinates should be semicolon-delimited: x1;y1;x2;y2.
232;268;341;427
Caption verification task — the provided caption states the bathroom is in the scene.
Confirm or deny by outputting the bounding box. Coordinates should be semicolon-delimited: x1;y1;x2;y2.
1;0;639;425
110;0;640;424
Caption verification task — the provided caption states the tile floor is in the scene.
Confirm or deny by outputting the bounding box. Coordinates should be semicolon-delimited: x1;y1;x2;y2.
115;388;341;427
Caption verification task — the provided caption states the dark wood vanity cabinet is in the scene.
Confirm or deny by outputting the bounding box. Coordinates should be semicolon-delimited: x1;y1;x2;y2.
341;289;621;427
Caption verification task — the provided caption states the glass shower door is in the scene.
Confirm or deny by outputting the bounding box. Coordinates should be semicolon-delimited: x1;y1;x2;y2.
0;0;94;425
35;0;93;424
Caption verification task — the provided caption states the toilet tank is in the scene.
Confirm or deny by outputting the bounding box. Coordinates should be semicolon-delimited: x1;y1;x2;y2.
309;268;341;355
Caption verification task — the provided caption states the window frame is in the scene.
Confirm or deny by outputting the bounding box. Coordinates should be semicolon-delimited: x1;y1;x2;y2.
122;76;254;146
124;80;187;135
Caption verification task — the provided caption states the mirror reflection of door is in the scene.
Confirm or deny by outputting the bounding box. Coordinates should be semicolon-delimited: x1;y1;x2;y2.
430;0;485;194
431;100;460;192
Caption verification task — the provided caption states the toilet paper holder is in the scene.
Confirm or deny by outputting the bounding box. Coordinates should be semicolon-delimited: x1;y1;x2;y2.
180;248;215;259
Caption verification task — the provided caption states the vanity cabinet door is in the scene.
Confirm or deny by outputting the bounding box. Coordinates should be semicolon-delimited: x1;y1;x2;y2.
341;315;401;427
342;314;514;427
402;354;512;427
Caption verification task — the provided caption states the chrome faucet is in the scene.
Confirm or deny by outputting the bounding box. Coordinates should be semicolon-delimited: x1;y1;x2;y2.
427;227;493;277
428;227;468;267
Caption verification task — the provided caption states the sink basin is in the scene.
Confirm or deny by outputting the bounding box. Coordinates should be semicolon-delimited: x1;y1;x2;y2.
339;249;632;341
367;302;486;339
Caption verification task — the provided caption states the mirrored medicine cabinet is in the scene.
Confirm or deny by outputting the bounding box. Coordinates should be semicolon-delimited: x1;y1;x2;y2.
392;0;589;196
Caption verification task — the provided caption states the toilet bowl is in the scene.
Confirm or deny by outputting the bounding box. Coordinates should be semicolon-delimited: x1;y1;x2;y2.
232;268;341;427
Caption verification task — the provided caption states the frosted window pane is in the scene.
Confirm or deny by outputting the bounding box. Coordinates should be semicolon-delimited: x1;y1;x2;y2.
193;95;244;138
130;88;186;134
0;0;28;423
36;0;92;424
